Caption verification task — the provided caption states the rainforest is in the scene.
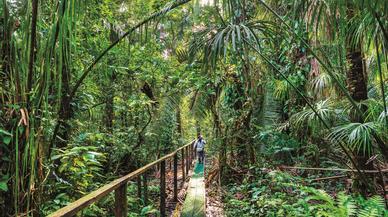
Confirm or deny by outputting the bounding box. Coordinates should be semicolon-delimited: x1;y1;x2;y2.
0;0;387;216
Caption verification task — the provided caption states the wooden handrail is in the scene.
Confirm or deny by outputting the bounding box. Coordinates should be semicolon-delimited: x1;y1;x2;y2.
49;141;195;217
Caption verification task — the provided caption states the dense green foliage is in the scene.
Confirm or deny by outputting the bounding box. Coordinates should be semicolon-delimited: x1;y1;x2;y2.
1;0;387;216
225;170;387;217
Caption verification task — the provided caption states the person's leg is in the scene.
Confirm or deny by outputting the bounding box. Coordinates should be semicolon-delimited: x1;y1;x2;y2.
199;151;204;163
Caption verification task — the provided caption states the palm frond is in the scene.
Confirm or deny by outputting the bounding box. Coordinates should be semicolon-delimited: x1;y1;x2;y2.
189;20;275;70
309;71;332;97
290;99;346;131
175;47;189;63
378;110;388;124
273;79;290;101
328;122;378;155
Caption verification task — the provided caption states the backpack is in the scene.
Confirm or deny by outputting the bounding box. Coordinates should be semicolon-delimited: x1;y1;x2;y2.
195;139;205;151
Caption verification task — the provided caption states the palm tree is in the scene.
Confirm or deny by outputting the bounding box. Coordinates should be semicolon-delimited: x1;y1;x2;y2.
256;0;387;194
189;0;275;165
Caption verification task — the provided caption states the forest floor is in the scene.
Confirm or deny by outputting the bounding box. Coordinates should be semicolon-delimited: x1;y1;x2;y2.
205;158;225;217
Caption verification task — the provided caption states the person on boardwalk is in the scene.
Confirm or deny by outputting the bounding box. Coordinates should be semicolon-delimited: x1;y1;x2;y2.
194;135;206;164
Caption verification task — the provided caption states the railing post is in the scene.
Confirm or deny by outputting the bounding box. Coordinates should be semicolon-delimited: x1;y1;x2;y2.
143;173;148;205
114;183;127;217
189;145;192;165
194;144;196;161
173;153;178;202
137;176;142;199
190;146;195;161
160;160;166;217
186;146;189;174
181;148;185;181
193;145;195;164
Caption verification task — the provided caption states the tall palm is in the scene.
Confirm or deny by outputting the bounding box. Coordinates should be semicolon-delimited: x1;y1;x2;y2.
189;0;275;165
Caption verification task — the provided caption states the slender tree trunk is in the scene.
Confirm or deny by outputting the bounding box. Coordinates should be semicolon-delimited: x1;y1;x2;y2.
102;27;118;173
176;106;183;138
209;86;227;180
57;51;72;149
1;5;11;100
50;0;73;151
27;0;38;101
104;79;115;133
0;6;22;214
196;119;201;137
104;27;118;133
233;76;251;166
229;1;253;166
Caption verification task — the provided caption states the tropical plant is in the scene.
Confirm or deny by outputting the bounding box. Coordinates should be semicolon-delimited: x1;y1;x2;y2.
1;0;387;216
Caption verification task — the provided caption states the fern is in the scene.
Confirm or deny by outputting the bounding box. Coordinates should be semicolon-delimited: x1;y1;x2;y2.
300;186;386;217
357;196;386;217
336;192;357;217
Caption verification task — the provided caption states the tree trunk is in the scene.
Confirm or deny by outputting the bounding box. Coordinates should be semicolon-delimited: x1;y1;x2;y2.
346;47;373;195
196;119;201;137
50;0;75;152
346;50;368;113
176;106;183;138
26;0;39;103
104;78;115;133
57;53;72;149
104;26;118;133
55;15;73;150
233;77;251;166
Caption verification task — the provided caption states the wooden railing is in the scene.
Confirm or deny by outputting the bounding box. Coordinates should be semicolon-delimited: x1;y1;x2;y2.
48;141;196;217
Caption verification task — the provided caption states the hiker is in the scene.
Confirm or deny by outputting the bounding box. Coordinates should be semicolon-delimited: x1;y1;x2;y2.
194;135;206;164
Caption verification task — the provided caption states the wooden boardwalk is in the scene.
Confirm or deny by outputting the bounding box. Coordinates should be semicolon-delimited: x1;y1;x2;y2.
181;161;206;217
48;142;195;217
48;141;209;217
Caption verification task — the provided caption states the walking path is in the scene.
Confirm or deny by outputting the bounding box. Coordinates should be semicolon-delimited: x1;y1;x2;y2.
181;161;205;217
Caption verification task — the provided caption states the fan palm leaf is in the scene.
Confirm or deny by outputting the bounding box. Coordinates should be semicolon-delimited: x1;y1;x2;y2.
328;122;379;155
189;20;275;70
290;99;347;131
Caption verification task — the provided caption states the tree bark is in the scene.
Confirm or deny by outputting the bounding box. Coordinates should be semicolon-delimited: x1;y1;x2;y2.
27;0;38;103
346;46;373;195
104;27;118;133
56;19;72;149
50;0;73;152
104;77;115;133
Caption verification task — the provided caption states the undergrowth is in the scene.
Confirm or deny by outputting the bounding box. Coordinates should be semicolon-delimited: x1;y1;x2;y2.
224;169;387;217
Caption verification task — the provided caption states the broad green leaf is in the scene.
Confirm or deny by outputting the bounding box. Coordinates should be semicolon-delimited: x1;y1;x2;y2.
3;136;11;145
0;182;8;192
